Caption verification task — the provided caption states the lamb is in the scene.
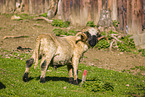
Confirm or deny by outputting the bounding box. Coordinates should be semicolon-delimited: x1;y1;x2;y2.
23;27;101;84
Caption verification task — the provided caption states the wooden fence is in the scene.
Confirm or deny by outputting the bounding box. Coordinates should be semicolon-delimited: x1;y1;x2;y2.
0;0;144;35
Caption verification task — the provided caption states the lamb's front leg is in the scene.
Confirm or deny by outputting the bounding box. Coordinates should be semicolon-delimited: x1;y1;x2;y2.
72;56;79;85
67;64;73;84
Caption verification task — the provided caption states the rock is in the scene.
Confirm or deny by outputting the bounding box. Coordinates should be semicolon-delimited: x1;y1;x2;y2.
131;33;145;49
11;15;21;20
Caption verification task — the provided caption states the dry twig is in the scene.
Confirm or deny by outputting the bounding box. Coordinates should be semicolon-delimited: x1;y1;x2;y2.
3;35;29;39
33;16;53;23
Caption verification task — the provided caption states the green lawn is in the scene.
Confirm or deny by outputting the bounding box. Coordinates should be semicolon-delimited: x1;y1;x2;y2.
0;56;145;97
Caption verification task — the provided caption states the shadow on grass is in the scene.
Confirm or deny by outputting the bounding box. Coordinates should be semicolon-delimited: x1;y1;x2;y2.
36;76;82;84
28;77;34;82
0;82;6;89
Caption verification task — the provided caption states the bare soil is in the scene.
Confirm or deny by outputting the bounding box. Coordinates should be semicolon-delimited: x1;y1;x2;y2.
0;14;145;75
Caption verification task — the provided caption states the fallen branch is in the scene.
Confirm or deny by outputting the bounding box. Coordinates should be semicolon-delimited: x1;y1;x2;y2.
97;33;124;51
33;16;53;23
3;35;29;39
110;34;122;43
109;34;123;51
98;36;109;43
109;39;115;51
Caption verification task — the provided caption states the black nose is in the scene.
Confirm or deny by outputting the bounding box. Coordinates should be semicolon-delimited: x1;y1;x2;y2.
88;35;98;47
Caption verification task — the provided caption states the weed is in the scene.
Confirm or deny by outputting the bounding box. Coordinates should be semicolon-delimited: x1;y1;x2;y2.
51;19;70;28
135;66;145;71
0;27;2;30
95;39;110;50
68;30;77;35
86;21;96;27
94;31;137;53
118;35;136;52
13;14;35;20
53;29;69;36
112;20;119;28
53;29;77;36
138;49;145;57
82;79;114;92
40;13;47;17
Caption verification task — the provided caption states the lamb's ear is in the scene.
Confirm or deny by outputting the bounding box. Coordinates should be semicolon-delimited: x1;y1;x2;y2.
75;32;88;41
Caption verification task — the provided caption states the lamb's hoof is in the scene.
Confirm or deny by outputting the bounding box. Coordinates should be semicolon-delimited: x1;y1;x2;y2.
40;77;45;83
23;73;29;82
69;77;73;84
73;80;78;85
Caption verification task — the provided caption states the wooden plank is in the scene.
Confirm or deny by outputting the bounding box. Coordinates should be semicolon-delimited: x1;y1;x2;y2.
142;0;145;30
60;0;64;20
57;0;63;19
93;0;99;25
98;0;102;24
37;0;42;14
3;0;6;13
63;0;67;21
80;0;87;26
29;0;33;14
70;0;75;25
0;0;2;13
112;0;117;20
24;0;29;13
107;0;112;10
102;0;106;9
41;0;44;13
75;0;80;25
70;0;81;26
127;0;132;34
132;0;137;34
35;0;38;14
5;0;9;13
132;0;142;34
90;0;94;21
44;0;48;13
123;0;127;33
117;0;123;30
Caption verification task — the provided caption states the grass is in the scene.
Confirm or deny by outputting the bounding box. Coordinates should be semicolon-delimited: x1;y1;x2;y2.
0;55;145;97
0;14;145;96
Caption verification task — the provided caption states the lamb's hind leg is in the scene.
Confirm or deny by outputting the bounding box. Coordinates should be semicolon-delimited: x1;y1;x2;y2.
23;58;34;82
40;56;53;83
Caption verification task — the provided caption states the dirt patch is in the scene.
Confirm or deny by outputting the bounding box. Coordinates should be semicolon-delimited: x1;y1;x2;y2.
81;49;145;74
0;14;145;75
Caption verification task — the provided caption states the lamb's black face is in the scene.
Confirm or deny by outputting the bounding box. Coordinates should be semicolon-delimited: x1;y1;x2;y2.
85;31;99;47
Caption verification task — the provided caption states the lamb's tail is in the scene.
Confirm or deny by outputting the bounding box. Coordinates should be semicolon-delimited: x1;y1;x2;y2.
33;35;41;69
